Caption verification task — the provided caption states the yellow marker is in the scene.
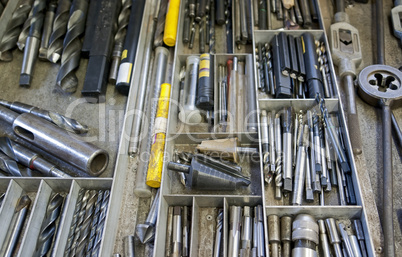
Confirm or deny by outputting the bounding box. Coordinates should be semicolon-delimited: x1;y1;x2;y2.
163;0;181;47
146;83;171;188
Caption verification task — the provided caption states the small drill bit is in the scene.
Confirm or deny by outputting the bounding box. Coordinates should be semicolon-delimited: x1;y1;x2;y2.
75;190;97;256
0;152;22;177
91;190;110;257
153;0;168;48
0;0;33;61
64;189;85;257
39;0;58;60
0;99;88;134
85;190;103;254
109;0;132;84
274;115;283;199
47;0;72;63
56;0;89;93
34;193;64;257
17;2;35;50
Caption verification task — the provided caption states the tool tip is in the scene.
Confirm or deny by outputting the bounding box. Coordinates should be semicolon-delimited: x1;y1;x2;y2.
48;53;60;63
19;74;32;87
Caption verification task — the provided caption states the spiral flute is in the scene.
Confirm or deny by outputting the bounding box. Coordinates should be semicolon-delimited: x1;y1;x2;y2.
34;193;64;257
91;190;110;257
0;0;33;61
109;0;132;84
153;0;168;48
0;152;22;177
64;189;85;257
47;0;72;63
17;1;35;50
75;190;97;256
85;190;103;254
56;0;89;93
274;115;283;199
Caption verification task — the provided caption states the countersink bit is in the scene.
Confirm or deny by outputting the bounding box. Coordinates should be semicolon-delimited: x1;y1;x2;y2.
109;0;132;84
91;190;110;257
34;193;64;257
19;0;47;86
85;190;103;255
75;190;97;256
136;190;160;244
0;99;88;134
56;0;89;93
153;0;168;48
65;189;84;257
47;0;72;63
0;152;23;176
69;189;91;256
0;0;33;62
39;0;58;60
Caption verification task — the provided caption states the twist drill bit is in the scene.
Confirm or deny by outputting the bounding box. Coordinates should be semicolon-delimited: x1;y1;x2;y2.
34;193;64;257
108;0;132;84
47;0;72;63
213;210;223;257
69;189;91;256
153;0;168;48
274;115;283;199
0;99;88;134
91;190;110;257
56;0;89;93
0;152;23;176
17;1;35;50
0;0;33;62
85;190;103;254
0;137;70;177
75;190;97;256
39;0;58;60
64;189;85;257
20;0;47;86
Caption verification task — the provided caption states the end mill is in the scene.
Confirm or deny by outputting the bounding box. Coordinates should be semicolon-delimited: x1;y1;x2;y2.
56;0;89;93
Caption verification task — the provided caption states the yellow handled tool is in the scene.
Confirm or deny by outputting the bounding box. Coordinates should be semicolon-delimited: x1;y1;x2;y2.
163;0;181;46
146;83;171;188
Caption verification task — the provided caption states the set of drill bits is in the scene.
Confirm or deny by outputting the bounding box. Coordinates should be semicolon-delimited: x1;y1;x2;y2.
255;32;335;99
267;214;368;257
165;205;192;257
64;188;110;257
261;104;356;205
182;0;231;53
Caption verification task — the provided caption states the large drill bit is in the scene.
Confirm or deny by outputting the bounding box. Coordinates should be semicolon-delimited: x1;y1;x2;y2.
0;152;22;176
108;0;132;84
19;0;47;86
39;0;58;60
56;0;89;93
17;1;35;50
85;190;103;254
75;190;97;256
64;189;85;257
90;190;110;257
34;193;64;257
47;0;71;63
0;137;70;177
153;0;168;48
0;0;34;62
0;99;88;134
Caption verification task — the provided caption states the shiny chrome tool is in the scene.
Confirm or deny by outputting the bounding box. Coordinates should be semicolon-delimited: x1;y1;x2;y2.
172;206;182;257
65;189;85;257
85;190;103;254
213;209;223;257
0;99;88;134
0;106;108;176
325;218;343;257
91;190;110;256
292;214;319;256
282;107;293;192
228;206;241;257
123;235;135;257
39;0;57;60
318;219;331;257
17;2;35;50
0;137;70;177
240;206;252;257
0;151;22;176
182;206;190;257
292;124;308;205
338;222;354;257
136;190;160;243
274;114;283;199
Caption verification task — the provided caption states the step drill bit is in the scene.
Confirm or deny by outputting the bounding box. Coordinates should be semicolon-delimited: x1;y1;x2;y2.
0;99;88;134
19;0;47;87
0;137;70;177
0;0;34;62
47;0;72;63
85;190;103;254
75;190;97;256
39;0;58;60
0;195;31;257
0;151;23;176
91;190;110;256
56;0;89;93
33;193;64;257
109;0;132;84
64;188;84;257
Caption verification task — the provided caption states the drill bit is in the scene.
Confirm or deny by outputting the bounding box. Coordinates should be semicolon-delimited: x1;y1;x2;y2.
0;99;88;134
153;0;168;48
85;190;103;254
0;193;5;208
47;0;72;63
56;0;89;93
0;0;33;62
34;193;64;257
213;209;223;257
91;190;110;257
69;189;91;256
0;152;22;176
0;137;70;177
39;0;58;60
19;0;47;86
274;115;283;199
75;190;97;256
108;0;132;84
17;1;35;50
64;189;84;257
